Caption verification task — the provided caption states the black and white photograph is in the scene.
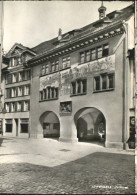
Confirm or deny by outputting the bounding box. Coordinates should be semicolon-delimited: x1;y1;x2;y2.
0;0;136;194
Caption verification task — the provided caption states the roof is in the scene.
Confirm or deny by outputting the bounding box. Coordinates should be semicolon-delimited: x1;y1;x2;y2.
31;4;134;56
5;43;36;58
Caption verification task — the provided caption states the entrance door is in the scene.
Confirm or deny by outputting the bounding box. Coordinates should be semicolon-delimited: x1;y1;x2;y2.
15;119;18;136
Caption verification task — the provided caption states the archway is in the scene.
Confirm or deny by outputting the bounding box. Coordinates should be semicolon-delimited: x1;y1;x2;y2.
39;111;60;138
74;107;106;144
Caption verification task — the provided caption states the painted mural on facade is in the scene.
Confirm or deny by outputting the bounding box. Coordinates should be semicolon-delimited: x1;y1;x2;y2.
40;54;115;94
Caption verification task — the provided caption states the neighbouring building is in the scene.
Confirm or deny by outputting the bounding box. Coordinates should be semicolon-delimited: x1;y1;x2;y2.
1;3;135;149
0;43;36;138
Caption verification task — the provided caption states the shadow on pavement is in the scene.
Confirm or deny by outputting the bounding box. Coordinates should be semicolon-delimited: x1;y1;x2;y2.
0;137;4;147
0;137;17;146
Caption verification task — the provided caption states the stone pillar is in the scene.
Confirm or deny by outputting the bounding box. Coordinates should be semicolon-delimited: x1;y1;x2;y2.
59;115;78;143
2;118;5;136
12;119;16;137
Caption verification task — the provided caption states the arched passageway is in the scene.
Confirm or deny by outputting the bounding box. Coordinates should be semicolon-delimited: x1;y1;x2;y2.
40;111;60;138
74;107;106;144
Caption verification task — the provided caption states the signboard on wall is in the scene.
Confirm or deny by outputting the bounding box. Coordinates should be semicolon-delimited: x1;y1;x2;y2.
60;101;72;115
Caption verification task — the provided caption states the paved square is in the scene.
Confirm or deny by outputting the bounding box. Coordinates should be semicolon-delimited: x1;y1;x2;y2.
0;137;135;194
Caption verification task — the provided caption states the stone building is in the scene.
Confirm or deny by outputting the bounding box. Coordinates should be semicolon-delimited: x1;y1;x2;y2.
0;43;36;137
1;3;135;149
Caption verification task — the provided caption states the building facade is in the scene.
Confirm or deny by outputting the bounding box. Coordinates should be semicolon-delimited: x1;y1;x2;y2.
0;43;36;138
1;4;135;149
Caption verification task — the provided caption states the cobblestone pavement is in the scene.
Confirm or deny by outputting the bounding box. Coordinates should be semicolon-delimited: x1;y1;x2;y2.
0;137;135;194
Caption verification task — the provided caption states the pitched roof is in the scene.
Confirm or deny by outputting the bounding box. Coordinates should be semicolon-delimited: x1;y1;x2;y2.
31;4;134;56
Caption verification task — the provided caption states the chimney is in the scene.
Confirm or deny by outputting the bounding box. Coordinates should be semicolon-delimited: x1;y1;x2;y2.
98;1;106;20
58;28;62;41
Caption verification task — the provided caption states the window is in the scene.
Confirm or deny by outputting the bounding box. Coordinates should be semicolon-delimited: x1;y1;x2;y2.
40;87;58;101
11;88;17;98
103;44;109;57
51;60;59;72
40;91;43;100
108;74;114;89
17;102;22;112
79;44;109;64
85;51;90;62
20;119;29;133
17;86;23;96
20;124;28;133
41;64;49;75
62;56;70;69
23;101;30;111
94;76;100;91
101;74;107;90
6;74;12;84
97;46;103;59
11;58;15;67
94;73;115;92
80;52;85;64
71;79;87;95
11;102;15;112
12;73;17;83
91;48;96;61
5;119;12;133
24;85;30;96
6;88;11;98
5;103;10;113
18;72;23;82
23;70;31;81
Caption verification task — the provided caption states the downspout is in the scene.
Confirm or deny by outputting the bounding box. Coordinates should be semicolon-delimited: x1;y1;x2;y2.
122;20;129;150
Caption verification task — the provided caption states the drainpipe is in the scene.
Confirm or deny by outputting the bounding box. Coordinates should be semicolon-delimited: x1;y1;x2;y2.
0;1;4;112
122;20;129;150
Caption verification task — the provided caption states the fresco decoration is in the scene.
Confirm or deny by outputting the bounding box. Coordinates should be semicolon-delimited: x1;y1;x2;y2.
60;70;71;96
71;54;115;80
40;72;60;91
40;55;115;94
60;101;72;115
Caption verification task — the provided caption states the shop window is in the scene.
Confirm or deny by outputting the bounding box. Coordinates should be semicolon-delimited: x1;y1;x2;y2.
5;119;12;132
94;73;114;92
71;79;87;96
6;124;12;132
20;122;29;133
